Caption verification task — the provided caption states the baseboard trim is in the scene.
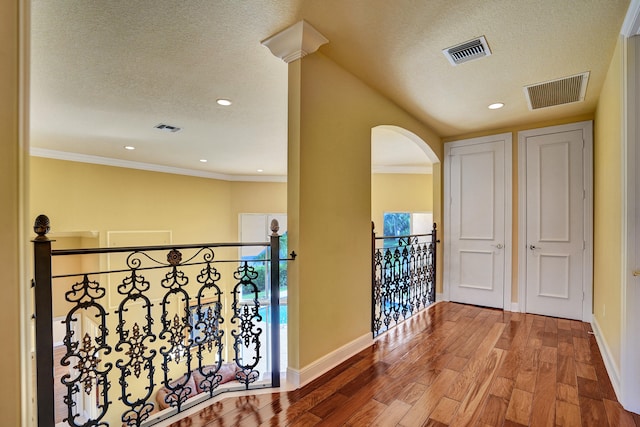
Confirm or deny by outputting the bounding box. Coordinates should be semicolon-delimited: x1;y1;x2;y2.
591;316;622;400
436;292;445;302
287;332;373;388
509;303;519;312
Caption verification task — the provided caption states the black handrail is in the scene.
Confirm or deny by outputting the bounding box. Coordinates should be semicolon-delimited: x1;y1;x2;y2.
32;214;289;427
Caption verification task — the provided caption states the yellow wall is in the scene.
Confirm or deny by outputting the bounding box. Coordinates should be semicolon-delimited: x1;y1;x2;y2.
229;180;287;236
0;0;25;425
593;35;624;369
30;157;235;244
371;173;433;233
288;52;442;370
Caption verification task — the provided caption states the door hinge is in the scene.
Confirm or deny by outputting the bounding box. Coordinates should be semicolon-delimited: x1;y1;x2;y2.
583;240;586;250
582;291;585;301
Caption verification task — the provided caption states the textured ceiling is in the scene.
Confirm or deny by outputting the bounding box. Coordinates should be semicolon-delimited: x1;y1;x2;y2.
30;0;631;179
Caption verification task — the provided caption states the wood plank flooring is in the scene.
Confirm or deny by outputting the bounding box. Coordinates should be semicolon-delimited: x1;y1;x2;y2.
167;302;639;426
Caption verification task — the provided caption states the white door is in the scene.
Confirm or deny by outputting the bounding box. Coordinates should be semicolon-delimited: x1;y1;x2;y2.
445;134;511;309
519;122;592;320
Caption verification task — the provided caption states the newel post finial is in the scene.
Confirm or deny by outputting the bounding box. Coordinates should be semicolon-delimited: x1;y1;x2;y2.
33;214;51;241
270;219;280;236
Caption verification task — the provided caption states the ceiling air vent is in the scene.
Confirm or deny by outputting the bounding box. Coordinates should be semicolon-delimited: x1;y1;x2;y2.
524;72;590;110
154;123;182;133
442;36;492;66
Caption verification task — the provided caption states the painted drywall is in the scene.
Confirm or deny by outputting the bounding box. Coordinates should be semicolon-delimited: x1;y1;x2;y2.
443;113;595;304
288;52;442;370
593;35;624;369
30;157;235;244
371;173;433;234
0;0;25;424
229;181;287;236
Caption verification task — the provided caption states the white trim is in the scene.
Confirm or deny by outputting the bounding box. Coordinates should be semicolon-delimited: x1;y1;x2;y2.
443;133;513;310
286;332;373;388
591;316;622;400
517;121;594;322
622;33;640;414
261;20;329;64
509;303;520;312
30;147;287;183
435;292;446;302
622;0;640;37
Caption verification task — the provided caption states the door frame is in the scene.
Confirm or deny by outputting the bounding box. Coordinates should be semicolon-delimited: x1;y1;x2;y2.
622;15;640;412
443;133;513;310
517;121;594;322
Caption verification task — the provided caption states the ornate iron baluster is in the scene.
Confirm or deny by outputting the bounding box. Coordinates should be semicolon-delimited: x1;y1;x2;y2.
115;255;156;427
372;249;384;335
372;225;438;337
61;274;112;427
158;249;193;412
193;249;225;396
231;262;262;389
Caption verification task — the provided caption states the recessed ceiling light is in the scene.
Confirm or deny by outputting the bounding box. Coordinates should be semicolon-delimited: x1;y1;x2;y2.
257;169;264;173
216;99;232;106
124;146;135;150
488;102;505;110
200;159;208;163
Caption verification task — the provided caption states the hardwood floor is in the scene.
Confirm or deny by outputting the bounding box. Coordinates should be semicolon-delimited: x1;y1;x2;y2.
166;302;639;426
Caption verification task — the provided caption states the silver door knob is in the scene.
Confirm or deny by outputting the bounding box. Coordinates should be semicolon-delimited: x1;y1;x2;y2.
494;243;504;249
529;244;539;250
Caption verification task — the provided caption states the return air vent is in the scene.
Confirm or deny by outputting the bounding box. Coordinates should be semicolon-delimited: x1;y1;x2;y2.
442;36;492;66
154;123;182;133
524;72;590;110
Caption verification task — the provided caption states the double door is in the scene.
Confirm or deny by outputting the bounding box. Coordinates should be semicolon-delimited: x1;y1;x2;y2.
445;122;592;320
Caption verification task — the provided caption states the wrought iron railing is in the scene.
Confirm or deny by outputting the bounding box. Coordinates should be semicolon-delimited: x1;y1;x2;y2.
372;223;437;337
32;215;289;427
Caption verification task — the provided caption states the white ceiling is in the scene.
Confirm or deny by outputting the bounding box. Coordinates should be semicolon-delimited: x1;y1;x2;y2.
30;0;631;180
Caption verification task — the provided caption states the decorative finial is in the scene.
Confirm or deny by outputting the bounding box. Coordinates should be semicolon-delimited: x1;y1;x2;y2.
33;215;50;241
167;249;182;266
270;219;280;236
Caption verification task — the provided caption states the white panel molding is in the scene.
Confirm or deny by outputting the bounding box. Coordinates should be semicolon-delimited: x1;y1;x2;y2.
30;147;287;183
517;121;593;322
591;316;622;400
444;133;512;309
287;333;373;388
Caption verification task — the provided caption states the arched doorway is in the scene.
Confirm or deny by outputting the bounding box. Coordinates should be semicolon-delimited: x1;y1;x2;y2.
370;125;441;335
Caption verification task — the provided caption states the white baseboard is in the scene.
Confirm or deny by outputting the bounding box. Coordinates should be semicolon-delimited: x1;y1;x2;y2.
436;292;445;302
508;303;519;312
287;332;373;388
591;316;621;400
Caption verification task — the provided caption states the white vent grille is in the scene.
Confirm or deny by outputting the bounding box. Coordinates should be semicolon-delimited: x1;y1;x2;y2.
442;36;492;66
154;123;182;133
524;72;590;110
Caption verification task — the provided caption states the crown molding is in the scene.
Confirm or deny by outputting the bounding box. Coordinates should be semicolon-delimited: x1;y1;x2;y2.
261;20;328;63
30;147;287;183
